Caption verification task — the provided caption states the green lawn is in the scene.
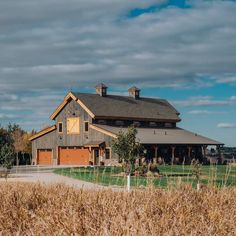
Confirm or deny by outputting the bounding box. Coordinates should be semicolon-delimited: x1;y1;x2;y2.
54;165;236;188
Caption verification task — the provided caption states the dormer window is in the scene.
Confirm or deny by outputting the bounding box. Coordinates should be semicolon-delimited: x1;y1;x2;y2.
164;123;173;128
133;121;141;127
97;120;107;125
149;122;157;127
115;120;124;126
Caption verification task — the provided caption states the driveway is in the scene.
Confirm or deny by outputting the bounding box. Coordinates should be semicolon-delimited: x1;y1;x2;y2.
0;167;123;191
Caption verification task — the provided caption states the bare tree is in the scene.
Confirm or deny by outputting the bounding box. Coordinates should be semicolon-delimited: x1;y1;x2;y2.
12;128;24;166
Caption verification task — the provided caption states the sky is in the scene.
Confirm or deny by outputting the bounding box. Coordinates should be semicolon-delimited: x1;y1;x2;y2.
0;0;235;146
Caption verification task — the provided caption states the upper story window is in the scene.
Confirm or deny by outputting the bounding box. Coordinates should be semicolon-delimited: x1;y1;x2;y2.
133;121;141;127
97;120;107;125
58;122;63;133
84;121;89;132
149;122;157;127
67;117;80;134
164;122;173;128
157;122;164;127
115;120;124;126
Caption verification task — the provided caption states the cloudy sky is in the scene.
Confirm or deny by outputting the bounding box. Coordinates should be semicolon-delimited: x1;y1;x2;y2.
0;0;236;146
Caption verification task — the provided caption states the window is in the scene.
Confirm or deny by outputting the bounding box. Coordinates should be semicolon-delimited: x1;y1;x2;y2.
84;121;89;132
58;122;63;133
97;120;107;125
67;117;80;134
149;122;157;127
133;121;141;127
115;120;124;126
105;148;111;159
164;123;173;128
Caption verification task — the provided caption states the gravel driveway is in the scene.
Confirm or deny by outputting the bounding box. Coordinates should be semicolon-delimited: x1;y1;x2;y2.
0;171;122;191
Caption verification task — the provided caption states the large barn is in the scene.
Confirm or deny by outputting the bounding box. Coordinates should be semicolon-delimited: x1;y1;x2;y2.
29;84;223;165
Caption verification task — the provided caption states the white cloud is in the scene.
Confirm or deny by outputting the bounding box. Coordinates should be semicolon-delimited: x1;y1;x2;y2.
188;110;226;115
216;75;236;85
230;96;236;102
0;0;236;93
172;96;236;108
217;123;236;128
0;114;19;120
1;0;236;130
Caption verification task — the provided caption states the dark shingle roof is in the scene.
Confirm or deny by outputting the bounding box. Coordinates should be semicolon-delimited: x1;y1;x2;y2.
72;92;181;121
91;124;223;145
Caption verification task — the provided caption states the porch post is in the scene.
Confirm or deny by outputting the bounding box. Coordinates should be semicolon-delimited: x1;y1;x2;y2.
216;145;222;164
187;146;192;164
154;145;158;163
171;146;176;165
203;145;207;158
88;147;92;164
188;146;192;158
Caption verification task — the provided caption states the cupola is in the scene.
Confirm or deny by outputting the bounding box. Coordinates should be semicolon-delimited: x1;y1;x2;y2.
128;86;140;99
95;83;107;97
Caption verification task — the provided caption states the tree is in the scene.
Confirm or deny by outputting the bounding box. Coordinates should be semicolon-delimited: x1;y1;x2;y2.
0;144;15;172
22;131;34;154
12;128;24;165
112;126;141;192
0;126;12;148
112;126;141;174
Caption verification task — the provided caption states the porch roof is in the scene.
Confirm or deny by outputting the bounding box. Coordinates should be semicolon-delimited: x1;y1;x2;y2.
84;141;105;147
90;124;223;145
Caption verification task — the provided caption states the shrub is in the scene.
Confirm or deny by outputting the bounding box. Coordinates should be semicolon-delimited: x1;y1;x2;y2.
149;163;160;173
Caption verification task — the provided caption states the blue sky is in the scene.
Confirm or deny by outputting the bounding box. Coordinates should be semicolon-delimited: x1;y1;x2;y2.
0;0;235;146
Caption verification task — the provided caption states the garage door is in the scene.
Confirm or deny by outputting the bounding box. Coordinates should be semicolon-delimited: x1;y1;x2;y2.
37;149;52;165
59;147;90;165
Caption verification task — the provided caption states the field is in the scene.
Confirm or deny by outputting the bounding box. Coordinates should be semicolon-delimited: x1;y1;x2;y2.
54;164;236;188
0;182;236;235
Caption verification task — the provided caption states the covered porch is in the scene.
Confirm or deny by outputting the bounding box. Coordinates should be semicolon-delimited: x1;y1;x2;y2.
90;124;224;165
142;144;222;165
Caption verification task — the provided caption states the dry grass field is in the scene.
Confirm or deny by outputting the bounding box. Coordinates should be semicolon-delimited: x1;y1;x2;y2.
0;183;236;236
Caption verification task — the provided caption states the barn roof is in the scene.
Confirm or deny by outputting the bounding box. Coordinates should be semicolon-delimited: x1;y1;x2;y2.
29;125;56;141
90;124;223;145
72;92;181;122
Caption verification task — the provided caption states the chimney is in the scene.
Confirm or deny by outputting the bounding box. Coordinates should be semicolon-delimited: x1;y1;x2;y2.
128;86;140;99
95;83;107;97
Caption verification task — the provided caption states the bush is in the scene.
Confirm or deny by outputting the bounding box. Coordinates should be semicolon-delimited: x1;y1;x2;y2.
149;163;160;173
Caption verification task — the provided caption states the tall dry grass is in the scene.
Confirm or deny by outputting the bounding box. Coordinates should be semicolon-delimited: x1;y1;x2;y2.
0;183;236;236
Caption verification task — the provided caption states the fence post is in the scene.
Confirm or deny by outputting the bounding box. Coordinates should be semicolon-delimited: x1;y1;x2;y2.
127;174;131;192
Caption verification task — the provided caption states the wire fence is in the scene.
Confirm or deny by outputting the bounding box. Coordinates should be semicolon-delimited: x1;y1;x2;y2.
54;163;236;190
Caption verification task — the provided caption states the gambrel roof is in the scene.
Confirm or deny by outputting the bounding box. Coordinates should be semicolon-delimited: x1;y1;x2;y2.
50;92;181;122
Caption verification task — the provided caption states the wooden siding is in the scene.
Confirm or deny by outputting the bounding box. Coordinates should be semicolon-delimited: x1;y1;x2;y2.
32;99;115;165
32;130;57;164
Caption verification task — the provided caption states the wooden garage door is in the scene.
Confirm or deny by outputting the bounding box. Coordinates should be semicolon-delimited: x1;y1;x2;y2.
59;147;90;165
37;149;52;165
